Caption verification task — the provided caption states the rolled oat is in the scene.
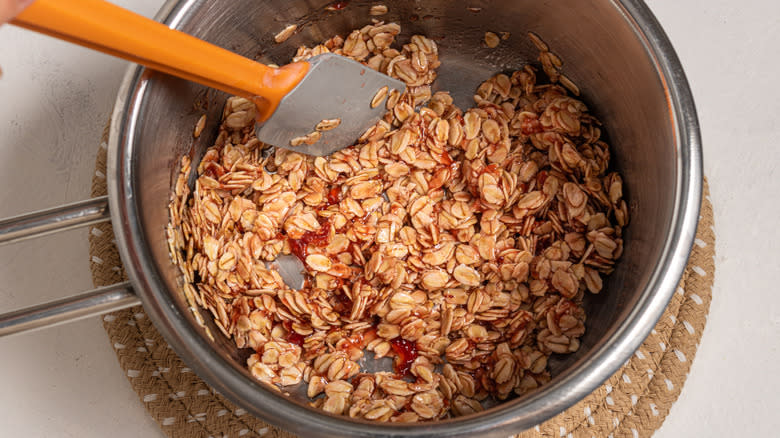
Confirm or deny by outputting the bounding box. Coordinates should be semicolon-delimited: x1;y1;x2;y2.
168;22;628;422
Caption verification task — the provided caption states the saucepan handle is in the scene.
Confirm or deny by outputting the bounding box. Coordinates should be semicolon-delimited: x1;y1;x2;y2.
0;197;140;337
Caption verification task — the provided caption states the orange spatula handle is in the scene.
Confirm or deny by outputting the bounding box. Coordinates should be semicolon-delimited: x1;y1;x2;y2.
11;0;308;121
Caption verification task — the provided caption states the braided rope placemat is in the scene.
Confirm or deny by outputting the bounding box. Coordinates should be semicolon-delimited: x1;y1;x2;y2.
89;126;715;438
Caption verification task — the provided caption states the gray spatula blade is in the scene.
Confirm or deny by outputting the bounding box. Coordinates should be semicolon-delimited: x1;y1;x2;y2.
255;53;406;156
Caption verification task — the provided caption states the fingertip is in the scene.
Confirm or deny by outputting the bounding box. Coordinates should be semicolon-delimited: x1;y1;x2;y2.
2;0;33;22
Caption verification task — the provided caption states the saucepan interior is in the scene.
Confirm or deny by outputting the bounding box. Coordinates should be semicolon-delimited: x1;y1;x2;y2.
107;0;701;436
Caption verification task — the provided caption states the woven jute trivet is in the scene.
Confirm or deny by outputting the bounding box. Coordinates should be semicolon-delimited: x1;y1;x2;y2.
89;126;715;438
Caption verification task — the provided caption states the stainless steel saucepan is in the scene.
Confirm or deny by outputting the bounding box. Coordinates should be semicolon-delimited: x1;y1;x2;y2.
0;0;702;436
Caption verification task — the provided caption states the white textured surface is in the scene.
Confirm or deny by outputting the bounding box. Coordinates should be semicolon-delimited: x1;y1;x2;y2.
0;1;778;437
0;2;165;437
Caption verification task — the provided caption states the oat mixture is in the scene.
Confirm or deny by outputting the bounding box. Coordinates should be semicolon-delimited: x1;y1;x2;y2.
167;21;628;421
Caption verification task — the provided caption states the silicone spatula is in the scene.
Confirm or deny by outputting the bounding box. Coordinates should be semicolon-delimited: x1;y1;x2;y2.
11;0;406;156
